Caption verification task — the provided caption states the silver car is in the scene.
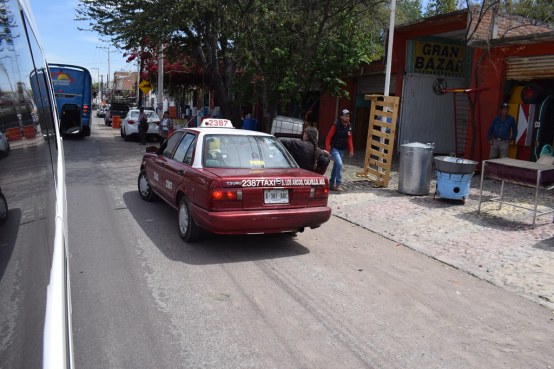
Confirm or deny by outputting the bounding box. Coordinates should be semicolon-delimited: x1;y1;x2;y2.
120;109;160;141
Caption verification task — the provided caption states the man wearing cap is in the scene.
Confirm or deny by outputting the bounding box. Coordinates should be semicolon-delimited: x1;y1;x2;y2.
487;103;517;159
325;109;354;191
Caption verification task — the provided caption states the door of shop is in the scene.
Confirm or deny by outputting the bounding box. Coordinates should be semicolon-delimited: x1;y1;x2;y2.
398;73;466;154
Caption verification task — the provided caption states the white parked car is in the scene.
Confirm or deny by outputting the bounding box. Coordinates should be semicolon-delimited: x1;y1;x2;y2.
120;109;161;141
0;131;10;157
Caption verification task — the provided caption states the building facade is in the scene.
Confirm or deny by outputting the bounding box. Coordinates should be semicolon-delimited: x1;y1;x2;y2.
317;8;554;162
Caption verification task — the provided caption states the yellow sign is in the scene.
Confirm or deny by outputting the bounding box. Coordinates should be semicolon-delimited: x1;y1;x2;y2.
138;80;152;94
413;41;465;76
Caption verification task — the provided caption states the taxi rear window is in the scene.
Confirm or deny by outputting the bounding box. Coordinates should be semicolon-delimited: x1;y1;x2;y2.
202;134;295;169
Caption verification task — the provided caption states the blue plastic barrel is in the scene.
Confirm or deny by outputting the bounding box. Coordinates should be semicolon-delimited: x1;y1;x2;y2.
243;118;257;131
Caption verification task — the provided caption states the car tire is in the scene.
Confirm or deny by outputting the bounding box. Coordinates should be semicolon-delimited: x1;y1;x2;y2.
120;126;125;138
123;127;130;141
138;171;157;202
178;197;200;242
0;191;8;225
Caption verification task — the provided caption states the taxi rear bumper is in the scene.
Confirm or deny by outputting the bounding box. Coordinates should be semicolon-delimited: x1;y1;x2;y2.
191;204;332;234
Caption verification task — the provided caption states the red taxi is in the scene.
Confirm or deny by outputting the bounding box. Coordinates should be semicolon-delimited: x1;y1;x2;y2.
138;119;331;242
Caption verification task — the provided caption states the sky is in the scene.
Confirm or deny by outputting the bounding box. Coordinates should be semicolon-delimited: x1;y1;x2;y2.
28;0;134;84
26;0;428;85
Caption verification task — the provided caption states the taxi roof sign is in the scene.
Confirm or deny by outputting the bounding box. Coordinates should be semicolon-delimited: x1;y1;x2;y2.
200;119;234;128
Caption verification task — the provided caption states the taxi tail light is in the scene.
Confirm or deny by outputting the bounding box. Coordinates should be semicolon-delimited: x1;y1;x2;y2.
310;186;329;199
127;119;136;125
211;189;243;201
83;104;89;113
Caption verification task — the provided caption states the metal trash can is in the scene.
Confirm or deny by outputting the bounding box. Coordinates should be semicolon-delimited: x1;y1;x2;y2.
398;142;434;195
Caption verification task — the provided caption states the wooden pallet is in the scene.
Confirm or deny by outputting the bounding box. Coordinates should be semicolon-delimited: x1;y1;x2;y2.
356;95;400;188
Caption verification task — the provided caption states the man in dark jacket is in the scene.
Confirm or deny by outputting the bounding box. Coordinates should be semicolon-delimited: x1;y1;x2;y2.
279;126;329;174
325;109;354;191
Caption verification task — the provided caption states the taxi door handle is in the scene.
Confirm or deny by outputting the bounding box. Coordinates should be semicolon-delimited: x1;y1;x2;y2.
177;169;185;176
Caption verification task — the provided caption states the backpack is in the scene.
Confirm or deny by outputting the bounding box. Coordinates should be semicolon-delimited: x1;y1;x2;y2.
314;148;330;174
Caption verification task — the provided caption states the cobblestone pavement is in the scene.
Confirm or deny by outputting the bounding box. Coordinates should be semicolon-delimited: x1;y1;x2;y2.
325;154;554;311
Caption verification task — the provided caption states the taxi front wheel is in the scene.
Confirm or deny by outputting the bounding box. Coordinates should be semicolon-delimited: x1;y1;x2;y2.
138;171;157;202
178;197;200;242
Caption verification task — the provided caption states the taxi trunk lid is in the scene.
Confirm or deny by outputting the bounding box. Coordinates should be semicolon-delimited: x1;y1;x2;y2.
204;168;328;210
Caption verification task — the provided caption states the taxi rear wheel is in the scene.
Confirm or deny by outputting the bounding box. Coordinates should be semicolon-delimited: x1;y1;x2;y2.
178;197;200;242
138;171;157;202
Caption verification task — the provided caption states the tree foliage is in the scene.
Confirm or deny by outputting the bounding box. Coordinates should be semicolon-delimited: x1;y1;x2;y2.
505;0;553;23
424;0;460;16
77;0;389;122
397;0;424;23
423;0;551;29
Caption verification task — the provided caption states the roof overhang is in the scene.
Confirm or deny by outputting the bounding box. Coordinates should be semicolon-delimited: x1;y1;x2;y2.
394;9;468;41
468;31;554;48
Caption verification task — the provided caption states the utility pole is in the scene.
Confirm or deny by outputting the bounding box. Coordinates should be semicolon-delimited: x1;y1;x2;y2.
96;45;111;98
91;67;100;102
136;59;141;107
157;45;164;117
384;0;396;97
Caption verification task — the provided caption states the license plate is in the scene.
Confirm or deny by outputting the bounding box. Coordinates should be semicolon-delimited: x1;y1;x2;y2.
264;189;289;204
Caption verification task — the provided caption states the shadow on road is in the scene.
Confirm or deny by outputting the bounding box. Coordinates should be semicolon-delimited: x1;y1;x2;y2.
122;191;310;265
534;237;554;251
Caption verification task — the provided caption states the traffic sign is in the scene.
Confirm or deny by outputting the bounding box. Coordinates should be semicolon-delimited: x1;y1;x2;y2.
138;80;152;94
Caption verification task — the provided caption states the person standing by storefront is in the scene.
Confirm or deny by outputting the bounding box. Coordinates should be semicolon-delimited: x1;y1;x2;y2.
487;102;517;159
325;109;354;191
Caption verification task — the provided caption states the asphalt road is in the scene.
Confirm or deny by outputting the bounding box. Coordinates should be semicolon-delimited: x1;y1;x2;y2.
65;115;554;369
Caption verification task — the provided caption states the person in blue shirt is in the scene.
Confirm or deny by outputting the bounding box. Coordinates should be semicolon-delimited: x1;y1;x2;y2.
487;102;517;159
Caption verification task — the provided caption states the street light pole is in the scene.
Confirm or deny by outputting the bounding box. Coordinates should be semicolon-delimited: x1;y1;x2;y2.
96;45;111;98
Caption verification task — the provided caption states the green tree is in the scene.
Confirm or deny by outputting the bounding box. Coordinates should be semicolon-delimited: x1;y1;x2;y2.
506;0;553;23
77;0;387;124
463;0;553;23
424;0;460;16
397;0;423;23
233;1;386;122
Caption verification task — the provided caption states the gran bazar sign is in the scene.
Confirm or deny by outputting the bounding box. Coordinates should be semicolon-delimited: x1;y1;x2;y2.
413;40;465;76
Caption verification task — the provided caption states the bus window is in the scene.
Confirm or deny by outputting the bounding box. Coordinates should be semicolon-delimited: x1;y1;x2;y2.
0;0;73;368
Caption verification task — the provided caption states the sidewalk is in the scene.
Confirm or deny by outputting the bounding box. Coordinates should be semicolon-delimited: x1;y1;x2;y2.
326;154;554;310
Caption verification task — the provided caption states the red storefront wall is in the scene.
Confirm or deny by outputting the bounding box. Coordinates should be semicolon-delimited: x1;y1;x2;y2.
317;79;356;142
317;11;468;150
471;42;554;161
